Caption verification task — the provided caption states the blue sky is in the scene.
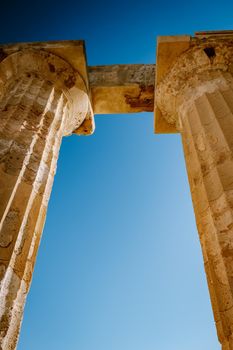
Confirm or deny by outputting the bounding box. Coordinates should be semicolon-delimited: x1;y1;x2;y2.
1;0;233;349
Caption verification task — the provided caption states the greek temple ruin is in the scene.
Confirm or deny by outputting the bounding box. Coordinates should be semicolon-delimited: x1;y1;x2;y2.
1;30;233;349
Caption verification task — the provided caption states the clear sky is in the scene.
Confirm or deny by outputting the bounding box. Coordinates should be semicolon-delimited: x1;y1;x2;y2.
1;0;233;349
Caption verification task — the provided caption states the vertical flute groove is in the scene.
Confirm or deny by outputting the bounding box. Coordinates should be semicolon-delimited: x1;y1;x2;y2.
181;83;233;349
0;74;69;350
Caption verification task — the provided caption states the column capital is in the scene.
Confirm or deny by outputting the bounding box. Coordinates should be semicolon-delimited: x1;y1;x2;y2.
155;32;233;133
0;40;94;135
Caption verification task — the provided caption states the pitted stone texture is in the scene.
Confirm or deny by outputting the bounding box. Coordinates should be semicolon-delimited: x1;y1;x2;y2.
0;49;92;350
0;48;93;136
156;39;233;129
0;76;67;350
156;37;233;349
181;83;233;350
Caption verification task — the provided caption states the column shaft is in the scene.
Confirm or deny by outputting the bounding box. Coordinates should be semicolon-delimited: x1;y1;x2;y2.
0;74;68;349
180;80;233;349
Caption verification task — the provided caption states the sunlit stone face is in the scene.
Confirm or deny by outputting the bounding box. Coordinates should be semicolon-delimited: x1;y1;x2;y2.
0;42;93;350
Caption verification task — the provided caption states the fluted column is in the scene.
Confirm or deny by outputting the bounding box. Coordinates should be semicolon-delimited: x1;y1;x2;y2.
156;39;233;349
0;49;93;350
181;80;233;350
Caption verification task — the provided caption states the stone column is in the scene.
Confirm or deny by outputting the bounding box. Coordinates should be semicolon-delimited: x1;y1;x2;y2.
0;48;93;350
156;39;233;349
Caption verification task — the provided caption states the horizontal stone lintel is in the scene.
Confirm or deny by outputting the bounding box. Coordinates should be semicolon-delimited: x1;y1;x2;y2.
88;64;155;114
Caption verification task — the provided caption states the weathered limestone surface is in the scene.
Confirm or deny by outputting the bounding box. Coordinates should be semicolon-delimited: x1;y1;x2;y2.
3;32;233;350
156;34;233;349
88;64;155;114
0;43;93;350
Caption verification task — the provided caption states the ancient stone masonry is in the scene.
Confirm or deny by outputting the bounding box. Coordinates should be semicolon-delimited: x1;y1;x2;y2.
1;31;233;350
155;32;233;350
0;42;94;350
88;64;155;114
